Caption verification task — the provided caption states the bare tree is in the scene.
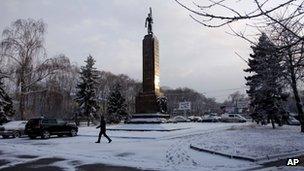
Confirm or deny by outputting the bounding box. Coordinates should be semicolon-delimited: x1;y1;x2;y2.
267;19;304;131
0;19;66;119
175;0;303;38
28;55;79;119
228;91;245;109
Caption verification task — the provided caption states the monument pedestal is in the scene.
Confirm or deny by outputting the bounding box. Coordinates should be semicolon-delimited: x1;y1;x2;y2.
129;91;169;123
135;92;158;113
127;113;169;124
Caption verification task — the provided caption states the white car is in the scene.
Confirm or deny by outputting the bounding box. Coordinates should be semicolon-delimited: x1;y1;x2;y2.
188;116;195;121
0;121;27;138
188;116;203;122
173;116;190;122
202;114;221;122
287;116;300;125
220;114;247;123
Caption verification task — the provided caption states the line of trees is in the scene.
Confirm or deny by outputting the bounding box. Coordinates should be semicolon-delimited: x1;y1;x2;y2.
164;87;222;115
0;19;141;123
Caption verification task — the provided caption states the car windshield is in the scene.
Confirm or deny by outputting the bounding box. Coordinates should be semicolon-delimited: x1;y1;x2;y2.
236;115;245;119
57;120;66;125
175;116;185;119
289;116;298;121
42;119;57;124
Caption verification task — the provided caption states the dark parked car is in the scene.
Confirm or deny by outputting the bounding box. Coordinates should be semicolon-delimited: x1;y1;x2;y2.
25;118;78;139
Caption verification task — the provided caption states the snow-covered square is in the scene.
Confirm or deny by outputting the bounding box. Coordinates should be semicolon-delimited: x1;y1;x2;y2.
0;122;303;171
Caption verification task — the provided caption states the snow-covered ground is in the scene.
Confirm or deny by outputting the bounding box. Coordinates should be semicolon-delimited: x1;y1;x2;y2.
191;124;304;161
0;122;302;171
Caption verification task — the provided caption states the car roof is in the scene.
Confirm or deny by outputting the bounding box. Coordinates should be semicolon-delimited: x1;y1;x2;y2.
3;121;27;126
29;118;57;120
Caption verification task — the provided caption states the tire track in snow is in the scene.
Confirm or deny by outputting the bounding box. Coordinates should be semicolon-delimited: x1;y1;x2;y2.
165;133;204;169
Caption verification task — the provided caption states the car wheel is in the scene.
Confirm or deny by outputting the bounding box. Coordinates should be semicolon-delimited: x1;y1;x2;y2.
29;135;36;139
12;131;20;138
2;135;9;139
41;130;50;139
69;129;77;137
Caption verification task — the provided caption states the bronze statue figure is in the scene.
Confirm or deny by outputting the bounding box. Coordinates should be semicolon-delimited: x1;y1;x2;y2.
145;7;153;34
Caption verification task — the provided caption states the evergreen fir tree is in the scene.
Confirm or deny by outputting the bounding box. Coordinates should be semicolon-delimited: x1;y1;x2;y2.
106;84;127;123
245;33;287;128
0;75;14;124
75;55;100;126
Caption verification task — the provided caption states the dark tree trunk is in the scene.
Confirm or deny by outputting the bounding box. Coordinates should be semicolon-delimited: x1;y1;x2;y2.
87;107;90;126
288;52;304;132
19;76;26;120
75;113;79;126
87;111;90;126
19;94;25;120
271;118;275;129
291;80;304;132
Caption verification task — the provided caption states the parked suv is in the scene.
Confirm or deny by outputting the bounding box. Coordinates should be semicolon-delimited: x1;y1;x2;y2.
25;118;78;139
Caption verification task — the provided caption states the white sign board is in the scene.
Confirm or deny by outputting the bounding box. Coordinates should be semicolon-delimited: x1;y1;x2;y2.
179;102;191;110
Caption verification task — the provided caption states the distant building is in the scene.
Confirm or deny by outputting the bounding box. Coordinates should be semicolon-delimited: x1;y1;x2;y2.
221;99;249;114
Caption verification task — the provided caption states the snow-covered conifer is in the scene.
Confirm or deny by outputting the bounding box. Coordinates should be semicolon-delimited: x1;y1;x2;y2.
0;75;14;124
75;55;100;126
106;84;127;123
245;33;287;128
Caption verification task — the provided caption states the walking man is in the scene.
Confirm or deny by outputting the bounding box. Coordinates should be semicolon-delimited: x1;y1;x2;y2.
95;116;112;143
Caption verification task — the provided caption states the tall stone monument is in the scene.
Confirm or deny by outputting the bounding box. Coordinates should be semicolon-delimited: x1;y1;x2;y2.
130;8;169;123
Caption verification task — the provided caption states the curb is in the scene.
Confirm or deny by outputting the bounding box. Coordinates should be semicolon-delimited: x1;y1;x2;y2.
190;144;304;163
108;127;190;132
189;144;257;162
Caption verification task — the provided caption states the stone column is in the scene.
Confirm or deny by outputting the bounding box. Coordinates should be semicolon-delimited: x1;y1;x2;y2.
135;34;161;113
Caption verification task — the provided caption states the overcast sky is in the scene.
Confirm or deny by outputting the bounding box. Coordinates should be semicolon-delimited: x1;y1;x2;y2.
0;0;253;102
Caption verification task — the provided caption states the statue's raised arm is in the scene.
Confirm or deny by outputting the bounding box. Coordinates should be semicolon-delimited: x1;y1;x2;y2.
145;7;153;35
